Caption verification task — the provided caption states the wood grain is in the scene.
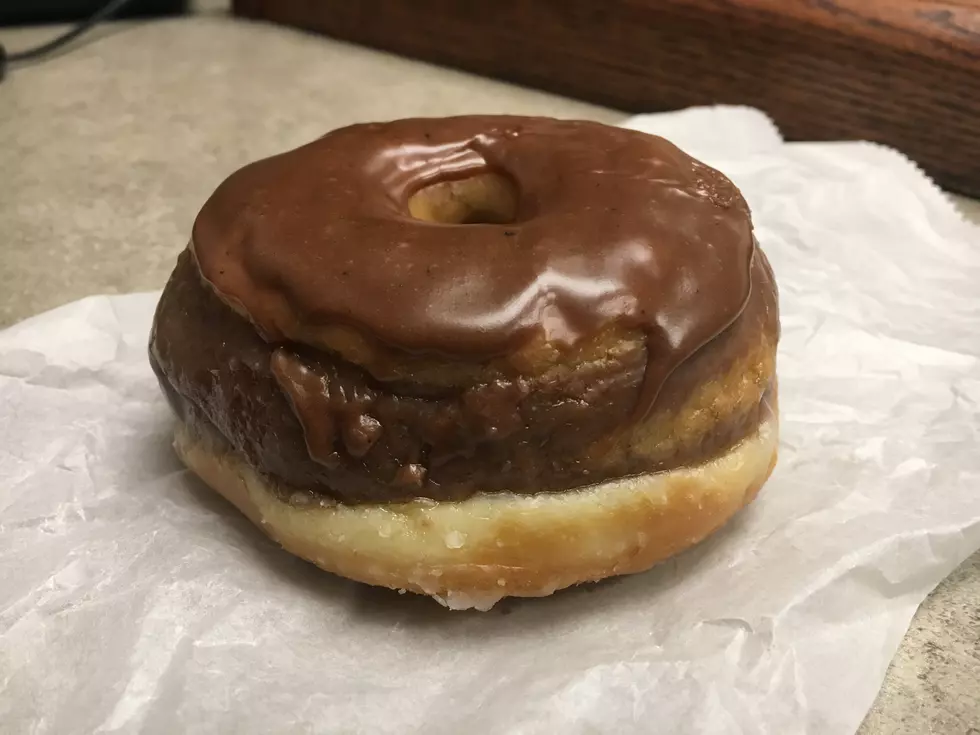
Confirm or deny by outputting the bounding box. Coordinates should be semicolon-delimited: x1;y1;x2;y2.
734;0;980;60
233;0;980;197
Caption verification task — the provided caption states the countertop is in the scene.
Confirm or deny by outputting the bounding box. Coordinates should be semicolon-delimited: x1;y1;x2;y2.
1;9;978;734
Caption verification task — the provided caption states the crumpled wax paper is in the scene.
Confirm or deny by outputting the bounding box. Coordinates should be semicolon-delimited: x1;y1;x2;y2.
2;107;979;735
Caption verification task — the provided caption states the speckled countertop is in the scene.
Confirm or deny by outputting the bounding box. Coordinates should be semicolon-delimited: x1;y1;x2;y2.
1;9;978;734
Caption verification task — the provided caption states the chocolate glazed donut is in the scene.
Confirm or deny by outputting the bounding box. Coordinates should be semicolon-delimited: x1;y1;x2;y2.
150;116;779;610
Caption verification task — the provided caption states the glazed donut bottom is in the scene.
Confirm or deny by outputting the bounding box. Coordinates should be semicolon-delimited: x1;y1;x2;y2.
174;403;778;611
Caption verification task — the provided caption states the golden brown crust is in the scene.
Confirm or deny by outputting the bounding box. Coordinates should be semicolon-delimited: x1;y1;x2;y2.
173;405;778;611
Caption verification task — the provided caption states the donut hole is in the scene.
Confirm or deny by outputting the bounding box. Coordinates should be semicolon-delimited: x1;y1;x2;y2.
408;172;518;225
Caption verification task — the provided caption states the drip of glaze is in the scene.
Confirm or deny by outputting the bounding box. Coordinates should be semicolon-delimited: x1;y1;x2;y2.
270;348;382;465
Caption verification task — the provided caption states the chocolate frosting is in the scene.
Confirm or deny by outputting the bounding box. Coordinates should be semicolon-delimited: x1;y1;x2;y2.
192;116;756;420
150;250;777;504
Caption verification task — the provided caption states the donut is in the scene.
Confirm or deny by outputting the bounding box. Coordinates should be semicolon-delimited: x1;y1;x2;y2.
150;116;779;610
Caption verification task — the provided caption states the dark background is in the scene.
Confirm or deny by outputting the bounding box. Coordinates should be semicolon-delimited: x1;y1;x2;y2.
0;0;185;25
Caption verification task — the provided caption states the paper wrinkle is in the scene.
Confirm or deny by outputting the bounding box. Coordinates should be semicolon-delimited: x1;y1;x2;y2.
3;107;980;735
621;105;784;163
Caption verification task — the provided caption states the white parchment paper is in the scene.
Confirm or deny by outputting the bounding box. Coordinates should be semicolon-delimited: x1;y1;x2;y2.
2;107;980;735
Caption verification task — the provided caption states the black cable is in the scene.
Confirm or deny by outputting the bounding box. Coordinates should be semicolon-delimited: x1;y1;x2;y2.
0;0;137;81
